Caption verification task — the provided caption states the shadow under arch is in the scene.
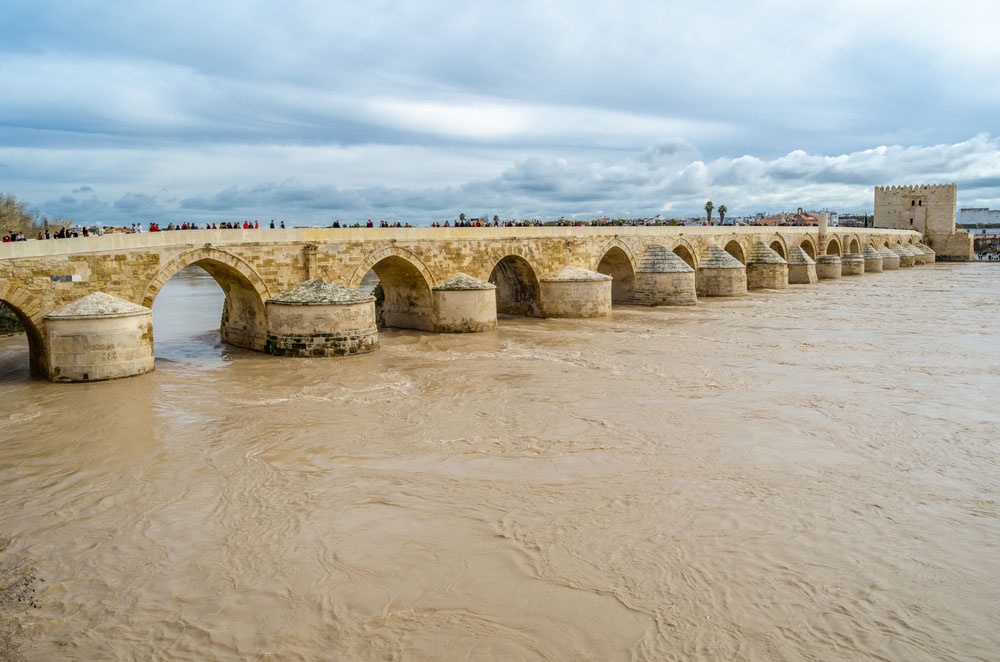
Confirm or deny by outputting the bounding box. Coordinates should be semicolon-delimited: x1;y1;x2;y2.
0;282;48;378
825;236;843;256
848;236;861;254
350;246;436;331
769;236;787;259
489;254;542;317
143;247;271;351
672;241;698;269
724;239;746;264
799;237;817;260
595;241;636;304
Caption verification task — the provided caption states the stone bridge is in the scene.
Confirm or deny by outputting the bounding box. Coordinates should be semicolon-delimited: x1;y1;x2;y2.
1;225;923;381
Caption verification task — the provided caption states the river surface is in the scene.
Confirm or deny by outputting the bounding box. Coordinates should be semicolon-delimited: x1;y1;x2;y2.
1;263;999;661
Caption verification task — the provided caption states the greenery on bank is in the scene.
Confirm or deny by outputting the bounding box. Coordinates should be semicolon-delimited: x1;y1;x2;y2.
0;533;39;662
0;304;21;336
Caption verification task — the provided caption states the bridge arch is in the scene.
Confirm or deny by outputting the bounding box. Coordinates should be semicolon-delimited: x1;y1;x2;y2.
799;237;817;260
723;239;746;264
671;239;698;269
144;247;271;351
825;236;843;257
489;253;543;318
595;240;636;304
0;281;48;378
350;247;435;331
769;235;788;259
847;236;861;254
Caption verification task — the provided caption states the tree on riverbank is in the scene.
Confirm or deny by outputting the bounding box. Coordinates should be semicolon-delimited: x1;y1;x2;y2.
1;192;70;239
0;533;39;662
718;205;728;224
704;200;714;225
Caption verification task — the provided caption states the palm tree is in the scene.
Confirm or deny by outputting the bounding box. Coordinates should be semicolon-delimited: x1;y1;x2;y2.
704;200;714;225
718;205;728;225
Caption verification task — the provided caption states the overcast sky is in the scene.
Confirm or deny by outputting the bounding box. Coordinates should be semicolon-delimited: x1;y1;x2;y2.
2;0;999;226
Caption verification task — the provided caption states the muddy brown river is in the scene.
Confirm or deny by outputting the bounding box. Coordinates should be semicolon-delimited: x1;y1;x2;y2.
1;263;998;660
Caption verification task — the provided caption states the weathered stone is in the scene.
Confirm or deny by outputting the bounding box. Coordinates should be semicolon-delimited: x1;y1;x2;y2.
432;273;497;332
841;253;865;276
266;279;378;357
816;254;843;280
540;267;612;317
746;242;788;289
862;245;884;273
697;245;748;297
878;246;901;270
634;245;697;305
786;246;818;284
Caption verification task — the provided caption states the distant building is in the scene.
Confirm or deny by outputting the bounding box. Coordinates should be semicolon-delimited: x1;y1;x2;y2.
959;207;1000;231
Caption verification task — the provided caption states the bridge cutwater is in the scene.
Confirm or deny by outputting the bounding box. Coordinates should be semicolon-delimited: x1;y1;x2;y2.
1;224;930;382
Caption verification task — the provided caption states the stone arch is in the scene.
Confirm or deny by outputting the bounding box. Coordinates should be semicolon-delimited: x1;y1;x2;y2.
799;237;817;260
769;237;787;259
825;236;843;257
848;236;861;254
671;240;698;269
349;245;437;291
595;241;636;304
489;254;543;317
144;247;271;351
723;239;746;264
351;248;435;331
0;281;49;378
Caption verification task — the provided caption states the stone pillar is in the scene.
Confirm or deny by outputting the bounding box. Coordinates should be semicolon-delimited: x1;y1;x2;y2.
787;246;818;284
265;279;378;357
916;243;936;264
745;241;788;289
539;267;612;318
878;246;901;270
862;245;884;273
841;253;865;276
696;245;748;297
45;292;154;382
816;254;842;280
432;273;497;333
303;244;318;279
817;212;829;255
634;245;697;305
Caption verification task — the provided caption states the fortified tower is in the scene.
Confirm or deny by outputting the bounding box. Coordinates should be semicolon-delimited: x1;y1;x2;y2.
874;184;972;260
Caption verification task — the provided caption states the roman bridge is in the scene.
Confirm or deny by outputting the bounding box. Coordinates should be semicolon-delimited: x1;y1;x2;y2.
1;224;924;381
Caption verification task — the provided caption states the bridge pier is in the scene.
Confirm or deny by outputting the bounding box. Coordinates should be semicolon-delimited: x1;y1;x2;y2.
862;245;884;272
878;246;901;270
696;245;748;297
540;267;612;318
816;254;843;280
432;274;497;332
787;246;818;284
841;253;865;276
634;245;697;305
44;292;154;382
746;242;788;289
264;279;378;357
891;245;916;267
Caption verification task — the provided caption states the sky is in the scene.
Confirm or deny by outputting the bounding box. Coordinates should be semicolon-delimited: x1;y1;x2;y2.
1;0;999;226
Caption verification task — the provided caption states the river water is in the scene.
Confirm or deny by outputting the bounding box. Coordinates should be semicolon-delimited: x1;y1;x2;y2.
1;263;998;661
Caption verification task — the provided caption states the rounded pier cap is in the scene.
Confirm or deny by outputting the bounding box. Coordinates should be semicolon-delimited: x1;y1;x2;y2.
45;291;151;320
877;246;898;258
541;266;612;282
787;246;816;265
916;243;935;255
862;245;882;258
699;245;745;269
747;241;787;265
432;273;495;291
817;254;842;264
637;245;694;273
269;278;373;305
